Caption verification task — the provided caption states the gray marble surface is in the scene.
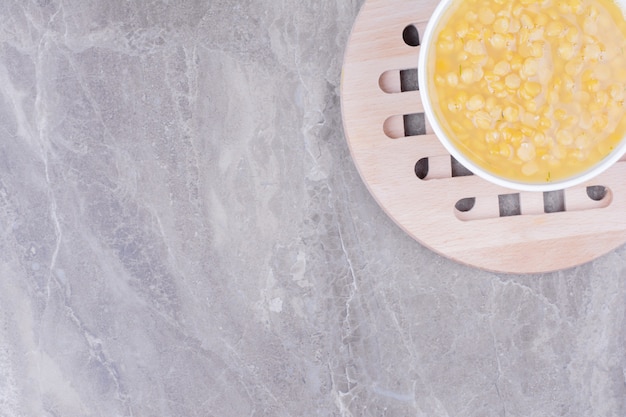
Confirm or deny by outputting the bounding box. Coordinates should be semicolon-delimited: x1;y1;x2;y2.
1;1;626;416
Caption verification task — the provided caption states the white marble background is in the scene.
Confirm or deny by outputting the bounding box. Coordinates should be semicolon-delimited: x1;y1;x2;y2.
0;0;625;416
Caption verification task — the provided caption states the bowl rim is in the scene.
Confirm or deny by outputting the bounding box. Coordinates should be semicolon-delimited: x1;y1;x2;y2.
417;0;626;192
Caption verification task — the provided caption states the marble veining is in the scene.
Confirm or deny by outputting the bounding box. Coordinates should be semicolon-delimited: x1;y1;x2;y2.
0;1;625;416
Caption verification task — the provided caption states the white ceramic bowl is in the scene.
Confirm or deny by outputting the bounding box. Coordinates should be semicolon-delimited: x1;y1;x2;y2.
417;0;626;192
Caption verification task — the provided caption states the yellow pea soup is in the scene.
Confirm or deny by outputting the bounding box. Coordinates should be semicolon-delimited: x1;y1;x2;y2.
428;0;626;183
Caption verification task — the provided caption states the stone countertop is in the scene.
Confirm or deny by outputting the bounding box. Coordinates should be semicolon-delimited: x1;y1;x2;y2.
1;1;625;416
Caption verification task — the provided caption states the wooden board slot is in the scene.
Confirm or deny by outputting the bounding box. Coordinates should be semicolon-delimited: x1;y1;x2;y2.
454;186;612;222
383;112;432;138
379;68;419;93
402;24;420;47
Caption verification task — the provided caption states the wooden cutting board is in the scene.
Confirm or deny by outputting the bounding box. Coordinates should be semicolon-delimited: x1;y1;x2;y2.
340;0;626;273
